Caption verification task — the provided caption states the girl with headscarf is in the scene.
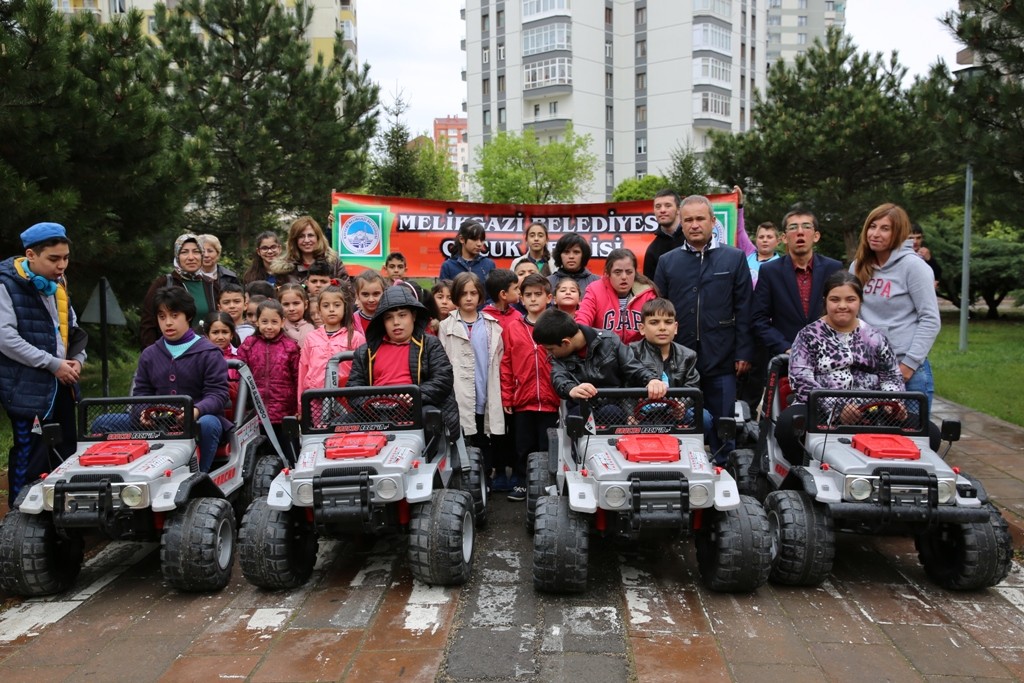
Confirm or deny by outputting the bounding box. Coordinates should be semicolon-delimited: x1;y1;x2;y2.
139;233;220;349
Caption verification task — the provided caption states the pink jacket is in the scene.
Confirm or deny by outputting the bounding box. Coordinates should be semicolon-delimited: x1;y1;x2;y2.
283;319;314;347
237;332;300;423
575;276;657;345
297;326;367;403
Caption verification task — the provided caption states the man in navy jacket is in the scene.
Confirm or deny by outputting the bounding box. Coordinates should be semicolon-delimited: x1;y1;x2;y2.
752;208;843;357
654;196;752;461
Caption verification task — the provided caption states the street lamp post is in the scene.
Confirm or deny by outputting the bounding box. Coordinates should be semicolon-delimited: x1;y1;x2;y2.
959;162;972;352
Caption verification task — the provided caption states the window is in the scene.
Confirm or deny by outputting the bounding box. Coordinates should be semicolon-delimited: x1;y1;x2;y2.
497;74;506;92
636;137;647;155
637;171;646;180
498;44;505;61
607;170;615;187
799;0;807;7
636;104;646;122
797;33;807;44
695;56;731;84
694;0;732;17
549;101;558;115
523;23;571;56
524;0;571;19
498;107;506;124
606;105;614;122
496;9;504;28
605;41;612;58
523;57;573;89
483;110;492;126
482;14;489;32
769;0;780;6
605;6;612;24
635;7;646;25
482;47;490;63
636;40;646;58
635;72;647;90
534;104;541;117
696;91;731;118
768;31;781;43
693;22;731;53
606;138;614;155
767;14;780;26
482;78;490;96
605;72;614;90
797;15;808;26
825;0;835;9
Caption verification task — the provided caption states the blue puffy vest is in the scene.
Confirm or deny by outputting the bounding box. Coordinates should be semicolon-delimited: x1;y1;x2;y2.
0;257;60;418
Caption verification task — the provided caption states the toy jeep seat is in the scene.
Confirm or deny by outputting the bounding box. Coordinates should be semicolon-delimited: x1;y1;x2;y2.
614;435;680;463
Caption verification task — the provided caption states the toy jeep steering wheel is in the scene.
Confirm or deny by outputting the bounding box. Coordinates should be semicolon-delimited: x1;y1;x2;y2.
362;395;413;422
140;405;184;430
857;400;906;425
632;398;687;425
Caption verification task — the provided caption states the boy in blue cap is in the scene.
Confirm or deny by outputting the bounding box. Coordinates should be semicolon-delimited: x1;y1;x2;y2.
0;222;87;506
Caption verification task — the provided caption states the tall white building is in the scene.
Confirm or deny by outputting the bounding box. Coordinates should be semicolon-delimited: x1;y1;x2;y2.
462;0;767;202
766;0;845;66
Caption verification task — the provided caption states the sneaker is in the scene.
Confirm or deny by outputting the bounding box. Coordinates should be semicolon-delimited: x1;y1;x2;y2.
491;473;511;492
507;486;527;502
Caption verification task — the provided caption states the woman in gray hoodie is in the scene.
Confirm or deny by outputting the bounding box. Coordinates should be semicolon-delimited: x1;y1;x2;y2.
851;203;941;409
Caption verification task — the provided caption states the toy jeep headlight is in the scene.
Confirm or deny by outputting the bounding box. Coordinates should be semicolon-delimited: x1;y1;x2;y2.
295;481;315;506
937;479;956;504
689;484;710;507
43;486;55;510
375;477;400;501
849;477;873;501
605;485;627;509
119;484;146;508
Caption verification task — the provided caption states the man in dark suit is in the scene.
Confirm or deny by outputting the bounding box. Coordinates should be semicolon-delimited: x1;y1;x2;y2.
752;207;844;358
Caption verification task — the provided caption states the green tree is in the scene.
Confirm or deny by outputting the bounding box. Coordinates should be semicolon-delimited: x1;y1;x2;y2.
367;97;459;200
0;0;196;297
612;174;670;202
939;2;1024;218
472;125;597;203
665;144;712;197
704;28;959;259
155;0;379;253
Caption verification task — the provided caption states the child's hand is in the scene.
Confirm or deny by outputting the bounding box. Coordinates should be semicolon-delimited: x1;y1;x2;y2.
646;379;668;399
569;383;598;400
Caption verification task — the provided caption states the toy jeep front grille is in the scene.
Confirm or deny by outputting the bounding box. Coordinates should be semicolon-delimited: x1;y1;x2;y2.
70;474;124;483
321;466;378;478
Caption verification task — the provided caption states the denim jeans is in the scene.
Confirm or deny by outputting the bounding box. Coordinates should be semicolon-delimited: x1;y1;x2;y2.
905;358;934;413
196;414;225;472
701;373;737;462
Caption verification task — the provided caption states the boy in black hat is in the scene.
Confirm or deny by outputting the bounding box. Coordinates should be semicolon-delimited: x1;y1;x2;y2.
0;222;87;506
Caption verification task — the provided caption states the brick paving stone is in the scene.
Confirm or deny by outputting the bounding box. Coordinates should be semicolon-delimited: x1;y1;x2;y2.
729;662;826;683
941;597;1024;649
699;590;817;667
538;652;629;683
360;582;457;652
774;583;888;645
0;613;109;667
185;607;281;656
630;633;729;683
444;626;537;680
287;586;354;629
540;603;626;654
921;677;1014;682
249;628;362;682
986;647;1024;680
75;634;196;683
344;647;445;683
840;581;952;626
811;642;924;682
0;664;78;683
881;623;1015;679
157;653;262;682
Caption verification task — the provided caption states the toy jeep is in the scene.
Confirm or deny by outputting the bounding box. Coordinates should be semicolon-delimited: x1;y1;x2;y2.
730;355;1013;590
238;384;486;589
0;360;286;596
530;388;771;594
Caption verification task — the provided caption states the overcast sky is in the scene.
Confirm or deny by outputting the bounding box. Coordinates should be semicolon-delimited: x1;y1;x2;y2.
356;0;964;137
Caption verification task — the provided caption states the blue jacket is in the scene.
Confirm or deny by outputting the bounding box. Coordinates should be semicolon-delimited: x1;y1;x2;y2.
439;254;496;283
654;244;753;378
0;257;67;418
752;253;844;356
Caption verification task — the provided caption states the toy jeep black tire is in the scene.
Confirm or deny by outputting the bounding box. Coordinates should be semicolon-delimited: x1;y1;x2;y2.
0;511;84;597
525;451;554;534
161;497;236;592
239;498;318;590
533;495;589;593
457;446;487;529
727;449;762;499
764;490;835;586
914;502;1013;591
695;494;772;592
407;489;475;586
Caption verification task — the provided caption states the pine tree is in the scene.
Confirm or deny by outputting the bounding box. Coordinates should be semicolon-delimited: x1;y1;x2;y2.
155;0;380;253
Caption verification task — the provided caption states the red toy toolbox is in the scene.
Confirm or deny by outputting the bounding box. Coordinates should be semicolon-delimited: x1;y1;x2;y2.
79;441;151;466
852;434;921;460
324;433;388;460
614;435;681;463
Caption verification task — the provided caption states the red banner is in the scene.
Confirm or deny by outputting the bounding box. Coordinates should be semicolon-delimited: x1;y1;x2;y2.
330;192;740;278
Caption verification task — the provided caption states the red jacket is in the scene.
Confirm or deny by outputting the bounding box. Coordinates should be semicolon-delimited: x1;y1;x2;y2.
574;276;657;345
500;316;559;413
237;332;300;423
482;303;523;331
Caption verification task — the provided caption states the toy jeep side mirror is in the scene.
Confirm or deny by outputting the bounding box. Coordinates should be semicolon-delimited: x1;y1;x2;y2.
42;423;63;447
716;417;736;442
565;414;586;440
281;416;301;440
940;419;961;443
423;407;444;433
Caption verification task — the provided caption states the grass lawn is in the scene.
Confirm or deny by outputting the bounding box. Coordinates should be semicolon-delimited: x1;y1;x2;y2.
931;309;1024;427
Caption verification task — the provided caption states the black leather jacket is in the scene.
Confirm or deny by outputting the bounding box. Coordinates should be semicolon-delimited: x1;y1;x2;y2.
549;326;658;399
629;339;701;389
